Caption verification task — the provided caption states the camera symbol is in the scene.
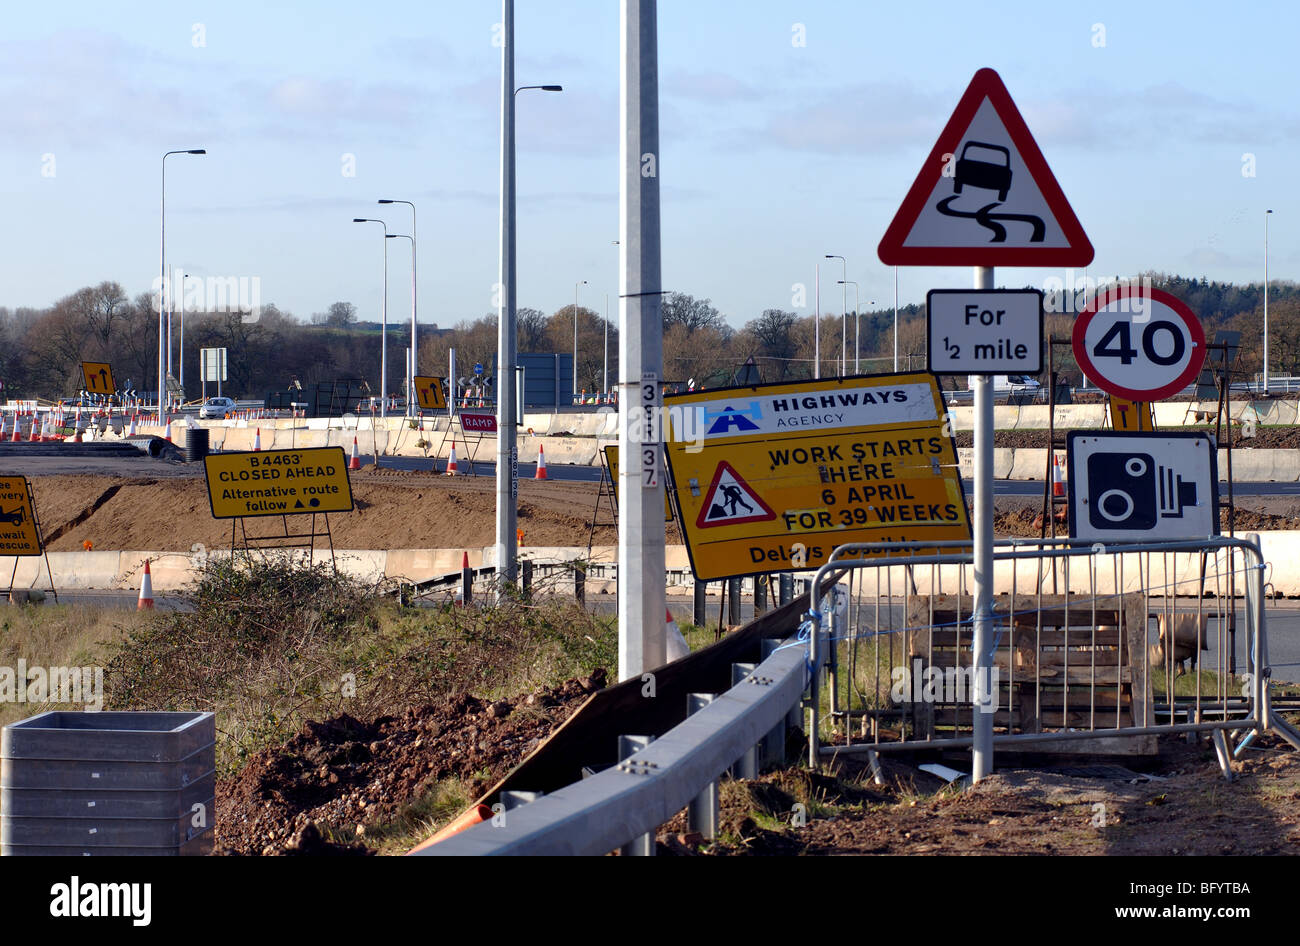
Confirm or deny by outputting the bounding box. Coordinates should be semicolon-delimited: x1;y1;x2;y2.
1086;452;1198;531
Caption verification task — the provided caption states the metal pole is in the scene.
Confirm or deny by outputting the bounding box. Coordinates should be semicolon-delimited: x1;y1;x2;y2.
972;265;995;782
814;263;820;380
574;280;586;401
159;156;167;423
178;273;186;393
603;293;609;397
386;234;415;413
381;232;388;419
448;347;456;422
496;0;519;592
1264;210;1272;394
617;0;666;680
893;266;899;372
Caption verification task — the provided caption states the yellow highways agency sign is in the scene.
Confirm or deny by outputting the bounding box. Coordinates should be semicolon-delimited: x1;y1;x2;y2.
603;445;674;523
413;376;448;411
0;476;43;555
663;373;971;581
81;362;115;395
204;447;354;519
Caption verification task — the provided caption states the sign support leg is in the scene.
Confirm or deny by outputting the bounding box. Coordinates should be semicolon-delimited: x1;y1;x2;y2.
972;265;995;783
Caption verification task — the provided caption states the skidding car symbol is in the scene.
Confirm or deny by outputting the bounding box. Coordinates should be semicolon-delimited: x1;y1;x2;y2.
954;141;1012;201
0;506;25;527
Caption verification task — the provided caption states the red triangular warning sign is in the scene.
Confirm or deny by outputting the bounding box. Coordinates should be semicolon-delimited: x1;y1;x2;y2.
696;461;776;529
878;68;1093;267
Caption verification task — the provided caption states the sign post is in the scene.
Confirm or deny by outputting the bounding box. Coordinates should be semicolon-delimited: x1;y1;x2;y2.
880;68;1094;782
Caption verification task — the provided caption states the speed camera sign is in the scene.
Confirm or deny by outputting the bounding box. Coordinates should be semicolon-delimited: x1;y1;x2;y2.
1071;287;1205;402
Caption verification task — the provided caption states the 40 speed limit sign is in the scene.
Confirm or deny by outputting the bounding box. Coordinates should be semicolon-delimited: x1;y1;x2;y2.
1072;286;1205;401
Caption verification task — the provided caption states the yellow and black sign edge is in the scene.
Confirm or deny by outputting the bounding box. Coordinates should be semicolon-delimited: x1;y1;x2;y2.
662;370;973;582
202;446;355;520
602;444;675;524
80;361;115;395
413;375;448;411
0;475;45;557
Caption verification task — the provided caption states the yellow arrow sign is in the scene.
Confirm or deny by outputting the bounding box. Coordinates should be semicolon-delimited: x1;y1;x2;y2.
664;373;970;581
413;376;447;411
81;362;115;395
204;447;354;519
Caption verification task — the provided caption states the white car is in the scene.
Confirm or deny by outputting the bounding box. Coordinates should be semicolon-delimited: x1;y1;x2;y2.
199;396;235;419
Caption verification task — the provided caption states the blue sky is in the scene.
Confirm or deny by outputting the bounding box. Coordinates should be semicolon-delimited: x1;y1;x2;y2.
1;1;1294;330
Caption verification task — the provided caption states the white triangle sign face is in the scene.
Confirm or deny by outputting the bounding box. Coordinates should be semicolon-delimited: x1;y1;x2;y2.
696;461;776;529
878;68;1093;267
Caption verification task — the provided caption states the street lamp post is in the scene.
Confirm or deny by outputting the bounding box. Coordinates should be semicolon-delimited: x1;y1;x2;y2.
826;254;846;376
838;280;859;373
353;218;389;418
386;233;414;412
179;272;190;394
160;148;205;421
379;199;418;410
573;279;587;401
1265;209;1274;394
498;0;563;594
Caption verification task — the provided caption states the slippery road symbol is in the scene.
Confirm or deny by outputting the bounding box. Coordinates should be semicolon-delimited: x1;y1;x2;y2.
936;140;1045;243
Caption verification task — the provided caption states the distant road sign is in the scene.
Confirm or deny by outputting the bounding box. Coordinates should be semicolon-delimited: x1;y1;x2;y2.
604;445;673;523
80;362;114;396
200;348;228;383
1067;432;1218;543
0;476;42;555
878;68;1093;267
460;412;497;433
664;374;970;582
203;447;354;519
1072;287;1206;402
473;363;484;376
413;375;447;411
927;289;1043;376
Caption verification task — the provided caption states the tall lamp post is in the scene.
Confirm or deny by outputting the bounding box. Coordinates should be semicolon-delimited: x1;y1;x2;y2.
386;233;415;412
160;148;205;421
498;0;563;594
353;218;390;418
573;279;587;401
838;279;859;373
179;272;190;394
1265;209;1274;394
379;199;418;410
826;254;847;376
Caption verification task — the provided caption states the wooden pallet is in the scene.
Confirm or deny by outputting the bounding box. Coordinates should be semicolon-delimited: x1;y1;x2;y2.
903;593;1155;755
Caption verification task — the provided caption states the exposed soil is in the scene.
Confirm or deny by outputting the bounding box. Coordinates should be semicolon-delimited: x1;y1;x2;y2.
214;671;607;855
657;733;1300;856
990;496;1300;539
21;470;640;552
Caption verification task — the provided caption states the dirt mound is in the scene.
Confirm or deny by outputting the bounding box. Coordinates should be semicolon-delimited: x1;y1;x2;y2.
956;426;1300;450
214;671;607;855
24;472;618;552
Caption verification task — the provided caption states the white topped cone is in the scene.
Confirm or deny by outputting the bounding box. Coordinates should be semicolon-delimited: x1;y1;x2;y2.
128;412;138;437
348;436;362;471
665;609;691;662
534;444;549;479
253;428;262;451
137;561;155;611
445;439;459;475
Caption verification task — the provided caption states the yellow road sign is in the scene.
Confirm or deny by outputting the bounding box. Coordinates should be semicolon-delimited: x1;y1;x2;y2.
0;476;43;555
604;445;673;523
204;447;354;519
1107;395;1155;431
81;362;115;395
664;373;971;581
414;376;447;411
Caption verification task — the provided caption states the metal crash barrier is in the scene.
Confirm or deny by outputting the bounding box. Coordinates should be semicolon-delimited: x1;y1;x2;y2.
807;536;1300;773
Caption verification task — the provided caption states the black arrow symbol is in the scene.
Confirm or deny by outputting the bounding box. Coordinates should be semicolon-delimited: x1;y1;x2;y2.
98;368;108;390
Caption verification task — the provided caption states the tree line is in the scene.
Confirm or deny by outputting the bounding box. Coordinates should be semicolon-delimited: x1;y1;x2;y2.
1;275;1294;402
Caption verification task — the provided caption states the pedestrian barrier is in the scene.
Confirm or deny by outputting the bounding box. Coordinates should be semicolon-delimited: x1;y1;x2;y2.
805;536;1300;771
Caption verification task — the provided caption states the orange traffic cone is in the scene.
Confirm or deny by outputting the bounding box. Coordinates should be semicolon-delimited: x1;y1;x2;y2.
1052;455;1066;498
534;444;548;479
445;439;459;475
127;412;138;437
137;561;155;611
28;413;39;442
349;436;362;471
253;428;262;451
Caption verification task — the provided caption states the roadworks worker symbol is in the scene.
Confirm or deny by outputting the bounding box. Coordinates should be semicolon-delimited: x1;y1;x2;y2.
697;462;775;528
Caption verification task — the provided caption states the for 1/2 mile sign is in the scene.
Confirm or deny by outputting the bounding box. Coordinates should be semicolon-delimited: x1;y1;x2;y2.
927;289;1042;375
204;447;354;519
